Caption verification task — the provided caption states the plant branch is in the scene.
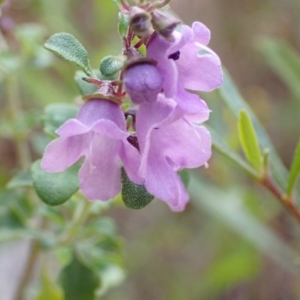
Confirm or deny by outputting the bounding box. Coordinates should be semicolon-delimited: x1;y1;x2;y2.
260;172;300;224
13;218;47;300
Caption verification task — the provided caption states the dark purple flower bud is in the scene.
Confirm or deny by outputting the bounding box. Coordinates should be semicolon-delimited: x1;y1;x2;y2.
129;6;153;38
124;63;164;104
151;10;181;41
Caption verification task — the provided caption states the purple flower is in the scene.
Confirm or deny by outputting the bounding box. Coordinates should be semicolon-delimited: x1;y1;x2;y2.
41;99;142;201
124;63;164;104
136;94;211;211
147;21;223;113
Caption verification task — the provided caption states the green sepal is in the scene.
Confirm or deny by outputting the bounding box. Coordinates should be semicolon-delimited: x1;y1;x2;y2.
118;12;129;37
43;103;78;139
59;252;101;300
286;140;300;196
31;160;79;206
121;168;154;209
238;110;263;175
44;33;93;76
99;55;126;77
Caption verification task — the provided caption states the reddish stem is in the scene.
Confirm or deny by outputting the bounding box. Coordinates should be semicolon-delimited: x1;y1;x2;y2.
260;173;300;224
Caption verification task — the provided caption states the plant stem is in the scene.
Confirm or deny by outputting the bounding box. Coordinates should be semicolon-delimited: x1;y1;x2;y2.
260;173;300;224
61;199;92;245
13;240;40;300
13;217;47;300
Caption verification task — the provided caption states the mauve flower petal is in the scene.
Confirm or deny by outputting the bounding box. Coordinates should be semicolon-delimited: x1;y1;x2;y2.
147;36;177;97
147;28;193;97
56;119;89;137
177;47;223;91
77;99;126;129
159;121;212;169
174;87;210;120
119;141;144;184
144;147;189;211
79;134;121;200
136;96;174;162
192;21;211;45
91;119;128;140
167;25;193;56
41;134;88;172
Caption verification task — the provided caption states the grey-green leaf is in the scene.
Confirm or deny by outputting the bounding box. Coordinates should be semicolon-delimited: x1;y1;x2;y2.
7;170;33;189
74;71;98;95
118;12;129;37
99;55;126;77
238;110;263;175
59;252;100;300
121;168;154;209
257;38;300;101
207;125;259;179
31;160;79;206
43;103;78;138
218;69;288;189
44;33;93;76
286;140;300;196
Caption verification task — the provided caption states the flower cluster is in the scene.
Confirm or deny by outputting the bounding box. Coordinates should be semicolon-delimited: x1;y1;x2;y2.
41;1;223;211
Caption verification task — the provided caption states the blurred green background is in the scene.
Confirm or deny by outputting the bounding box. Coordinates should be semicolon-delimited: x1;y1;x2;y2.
1;0;300;299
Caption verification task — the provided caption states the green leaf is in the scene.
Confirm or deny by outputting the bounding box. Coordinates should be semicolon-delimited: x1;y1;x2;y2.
257;38;300;101
31;160;79;206
44;33;93;76
121;168;154;209
238;110;263;175
43;103;78;138
286;140;300;196
99;55;126;77
59;252;100;300
0;190;28;228
74;71;98;95
7;170;33;189
118;12;129;37
189;175;299;275
132;36;147;56
35;267;64;300
218;69;288;189
207;125;259;179
110;0;121;6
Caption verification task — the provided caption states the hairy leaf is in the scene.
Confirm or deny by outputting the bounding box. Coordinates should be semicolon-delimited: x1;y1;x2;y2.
121;168;154;209
44;33;93;75
31;160;79;206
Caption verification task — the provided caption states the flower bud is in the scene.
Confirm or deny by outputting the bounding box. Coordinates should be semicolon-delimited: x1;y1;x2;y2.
123;48;163;104
151;10;181;41
129;6;153;38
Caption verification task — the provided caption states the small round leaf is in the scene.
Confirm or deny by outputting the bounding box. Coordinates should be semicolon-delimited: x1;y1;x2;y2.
59;252;100;300
121;168;154;209
43;103;78;138
99;55;126;77
31;160;79;206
